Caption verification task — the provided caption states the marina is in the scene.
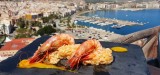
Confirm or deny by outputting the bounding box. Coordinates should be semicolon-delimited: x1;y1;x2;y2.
77;9;160;35
75;16;143;28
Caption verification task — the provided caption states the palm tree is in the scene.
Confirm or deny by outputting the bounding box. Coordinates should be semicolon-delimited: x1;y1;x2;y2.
67;17;71;27
2;24;5;34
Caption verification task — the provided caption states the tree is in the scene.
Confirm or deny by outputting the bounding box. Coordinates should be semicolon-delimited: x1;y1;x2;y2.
37;25;56;36
41;17;50;23
49;13;61;19
16;18;25;28
67;17;71;27
71;23;76;28
31;21;42;28
15;28;34;39
15;33;31;39
2;24;5;34
16;28;27;33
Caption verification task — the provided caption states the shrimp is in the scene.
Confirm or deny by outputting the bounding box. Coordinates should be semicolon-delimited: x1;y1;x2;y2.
67;39;102;69
29;34;75;64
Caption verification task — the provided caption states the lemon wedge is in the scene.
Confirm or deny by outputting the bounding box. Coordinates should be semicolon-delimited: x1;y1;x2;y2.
111;47;128;52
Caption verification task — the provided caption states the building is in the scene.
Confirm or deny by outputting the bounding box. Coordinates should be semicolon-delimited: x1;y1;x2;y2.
54;19;60;28
0;38;35;62
122;2;136;8
0;19;12;35
88;3;98;10
136;3;145;8
25;13;43;21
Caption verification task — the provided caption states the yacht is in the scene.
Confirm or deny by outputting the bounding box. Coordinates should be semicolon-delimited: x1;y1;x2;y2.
111;25;124;29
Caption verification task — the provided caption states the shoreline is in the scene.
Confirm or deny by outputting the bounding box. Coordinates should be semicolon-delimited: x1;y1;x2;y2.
74;8;160;17
58;20;123;41
67;8;159;40
64;27;122;41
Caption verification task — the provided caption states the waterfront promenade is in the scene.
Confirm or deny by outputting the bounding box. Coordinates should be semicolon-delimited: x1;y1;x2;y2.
64;27;122;41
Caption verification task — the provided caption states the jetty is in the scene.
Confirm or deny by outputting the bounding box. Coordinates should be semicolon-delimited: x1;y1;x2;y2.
75;16;143;28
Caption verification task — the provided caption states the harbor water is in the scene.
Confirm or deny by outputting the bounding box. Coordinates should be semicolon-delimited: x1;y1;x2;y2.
77;9;160;35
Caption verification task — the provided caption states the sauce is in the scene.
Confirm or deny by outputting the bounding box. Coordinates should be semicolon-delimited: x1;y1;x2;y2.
111;47;128;52
18;59;66;70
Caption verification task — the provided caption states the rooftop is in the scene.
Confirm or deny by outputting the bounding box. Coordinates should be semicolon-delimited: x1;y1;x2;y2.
0;38;35;51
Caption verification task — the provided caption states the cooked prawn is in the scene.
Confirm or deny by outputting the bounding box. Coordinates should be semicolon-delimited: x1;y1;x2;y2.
67;39;102;69
29;34;75;63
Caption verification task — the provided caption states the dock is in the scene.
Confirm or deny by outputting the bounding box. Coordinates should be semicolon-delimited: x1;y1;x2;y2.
75;16;143;28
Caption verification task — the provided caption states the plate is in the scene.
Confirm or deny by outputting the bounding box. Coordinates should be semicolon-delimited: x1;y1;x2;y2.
0;36;150;75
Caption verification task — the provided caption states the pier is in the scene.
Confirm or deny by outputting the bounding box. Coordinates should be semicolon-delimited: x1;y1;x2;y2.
75;16;143;28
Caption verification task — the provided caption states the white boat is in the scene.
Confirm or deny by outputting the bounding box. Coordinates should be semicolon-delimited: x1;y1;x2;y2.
83;20;88;22
100;23;106;26
111;25;124;29
74;21;77;24
91;21;98;24
97;23;102;26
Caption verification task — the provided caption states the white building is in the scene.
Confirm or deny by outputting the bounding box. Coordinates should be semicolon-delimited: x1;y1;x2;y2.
0;19;12;35
88;4;98;10
43;12;50;17
97;3;106;9
142;1;160;9
150;2;159;8
136;3;145;8
54;19;60;28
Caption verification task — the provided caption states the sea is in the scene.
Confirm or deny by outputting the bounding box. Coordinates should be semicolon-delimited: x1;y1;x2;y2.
76;9;160;35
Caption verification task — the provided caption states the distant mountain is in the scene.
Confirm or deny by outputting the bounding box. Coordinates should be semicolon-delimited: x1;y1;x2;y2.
85;0;113;3
0;0;156;3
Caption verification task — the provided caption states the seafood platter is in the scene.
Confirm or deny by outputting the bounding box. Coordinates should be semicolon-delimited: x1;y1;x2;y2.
0;34;150;75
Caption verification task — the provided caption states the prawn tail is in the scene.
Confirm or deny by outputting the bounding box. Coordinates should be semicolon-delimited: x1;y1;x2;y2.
67;56;81;69
81;53;95;61
28;55;40;63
